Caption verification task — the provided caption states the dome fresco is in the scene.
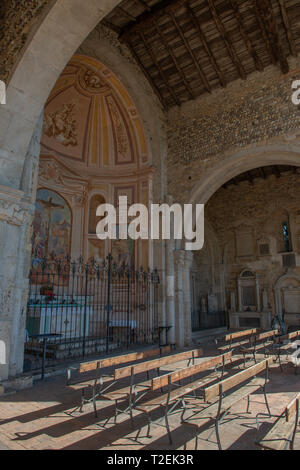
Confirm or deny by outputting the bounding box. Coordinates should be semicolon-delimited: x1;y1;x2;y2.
41;55;148;170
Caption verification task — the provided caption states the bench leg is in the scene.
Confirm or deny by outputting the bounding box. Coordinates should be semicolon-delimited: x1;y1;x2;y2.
146;412;152;438
114;399;118;424
215;418;222;451
263;387;271;416
165;409;173;445
92;387;98;418
246;395;251;414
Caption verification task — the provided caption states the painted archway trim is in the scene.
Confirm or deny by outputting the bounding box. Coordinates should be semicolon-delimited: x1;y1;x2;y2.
0;0;121;188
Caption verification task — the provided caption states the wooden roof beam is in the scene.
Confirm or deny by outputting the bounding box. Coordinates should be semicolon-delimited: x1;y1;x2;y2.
272;165;281;178
132;0;151;12
153;18;195;100
138;30;180;106
278;0;297;57
251;0;277;65
119;0;186;38
261;0;289;73
168;9;211;94
260;167;267;179
206;0;246;80
252;0;289;74
125;36;166;108
116;6;137;22
186;3;226;88
229;0;263;72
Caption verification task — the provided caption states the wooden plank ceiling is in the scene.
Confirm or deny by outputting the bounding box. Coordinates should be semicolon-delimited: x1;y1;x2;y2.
222;165;300;188
102;0;300;108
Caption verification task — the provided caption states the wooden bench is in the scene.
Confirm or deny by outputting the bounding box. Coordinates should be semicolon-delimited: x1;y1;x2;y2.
67;346;171;415
98;348;204;425
216;328;259;353
240;329;279;364
273;330;300;373
182;358;273;450
256;392;300;450
134;351;242;444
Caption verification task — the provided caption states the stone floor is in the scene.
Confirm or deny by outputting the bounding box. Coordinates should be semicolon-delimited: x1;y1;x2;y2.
0;352;299;451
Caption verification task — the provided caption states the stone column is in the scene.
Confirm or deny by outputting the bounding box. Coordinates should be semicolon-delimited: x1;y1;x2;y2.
0;186;34;381
165;196;176;344
256;278;261;311
182;251;193;346
174;250;185;348
238;278;242;311
0;114;42;384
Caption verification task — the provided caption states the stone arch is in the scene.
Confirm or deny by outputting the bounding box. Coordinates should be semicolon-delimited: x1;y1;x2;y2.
0;0;124;189
188;145;300;206
274;272;300;318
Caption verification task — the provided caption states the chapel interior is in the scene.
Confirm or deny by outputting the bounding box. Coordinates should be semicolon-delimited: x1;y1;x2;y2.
0;0;300;385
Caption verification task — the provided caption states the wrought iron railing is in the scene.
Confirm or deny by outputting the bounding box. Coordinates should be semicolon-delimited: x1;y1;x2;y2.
24;254;160;372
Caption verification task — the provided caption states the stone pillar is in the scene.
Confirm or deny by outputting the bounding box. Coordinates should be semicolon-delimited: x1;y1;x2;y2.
238;279;242;311
182;251;193;346
256;278;261;311
0;186;34;381
174;250;185;348
165;197;176;344
0;115;42;383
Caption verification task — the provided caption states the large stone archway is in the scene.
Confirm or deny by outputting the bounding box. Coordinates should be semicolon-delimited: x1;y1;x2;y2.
0;1;168;383
188;144;300;206
174;145;300;344
0;0;122;189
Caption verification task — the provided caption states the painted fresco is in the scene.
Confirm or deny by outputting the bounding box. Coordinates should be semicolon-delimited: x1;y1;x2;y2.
32;189;71;260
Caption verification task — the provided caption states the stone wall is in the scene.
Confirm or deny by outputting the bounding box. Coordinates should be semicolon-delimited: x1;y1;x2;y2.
167;57;300;203
193;171;300;325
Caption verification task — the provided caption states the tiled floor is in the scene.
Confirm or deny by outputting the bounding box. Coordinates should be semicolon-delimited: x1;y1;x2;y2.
0;353;299;451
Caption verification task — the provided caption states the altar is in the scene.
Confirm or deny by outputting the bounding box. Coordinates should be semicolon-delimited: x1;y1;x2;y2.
26;304;93;339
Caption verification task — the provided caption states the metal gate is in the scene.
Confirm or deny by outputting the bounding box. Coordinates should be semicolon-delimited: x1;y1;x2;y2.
24;254;160;372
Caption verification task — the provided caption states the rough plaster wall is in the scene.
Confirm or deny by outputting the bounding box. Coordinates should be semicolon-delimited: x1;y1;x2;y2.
167;57;300;203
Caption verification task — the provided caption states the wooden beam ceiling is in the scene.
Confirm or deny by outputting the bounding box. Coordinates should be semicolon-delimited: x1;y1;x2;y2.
102;0;300;108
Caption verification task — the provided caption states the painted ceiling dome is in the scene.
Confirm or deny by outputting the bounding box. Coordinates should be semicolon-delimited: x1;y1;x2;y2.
41;55;148;172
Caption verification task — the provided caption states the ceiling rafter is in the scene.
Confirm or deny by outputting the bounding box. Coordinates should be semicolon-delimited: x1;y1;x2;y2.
206;0;246;80
104;0;299;108
168;9;211;93
138;30;180;105
186;3;226;88
153;17;195;100
278;0;297;57
229;0;263;72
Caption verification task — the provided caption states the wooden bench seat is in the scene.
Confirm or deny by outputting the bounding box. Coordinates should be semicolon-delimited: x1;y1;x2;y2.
66;346;171;415
182;358;273;450
239;330;278;364
216;329;259;353
256;392;300;450
272;330;300;373
134;352;241;444
97;348;204;424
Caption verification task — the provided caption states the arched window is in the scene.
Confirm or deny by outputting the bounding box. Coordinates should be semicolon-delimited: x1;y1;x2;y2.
282;221;291;252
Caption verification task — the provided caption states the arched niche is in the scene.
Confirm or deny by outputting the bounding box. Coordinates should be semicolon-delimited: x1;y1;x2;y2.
274;274;300;327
